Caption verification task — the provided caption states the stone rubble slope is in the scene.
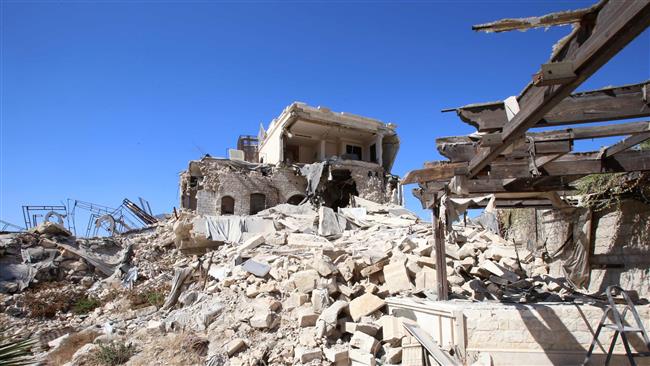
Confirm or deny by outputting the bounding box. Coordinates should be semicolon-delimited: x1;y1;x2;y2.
0;199;575;365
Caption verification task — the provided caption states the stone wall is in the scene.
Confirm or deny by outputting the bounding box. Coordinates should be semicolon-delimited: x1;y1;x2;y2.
499;199;650;299
462;302;650;365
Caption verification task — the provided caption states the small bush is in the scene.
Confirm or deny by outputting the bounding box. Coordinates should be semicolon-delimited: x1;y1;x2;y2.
23;290;78;318
93;341;136;366
127;285;169;309
72;296;100;314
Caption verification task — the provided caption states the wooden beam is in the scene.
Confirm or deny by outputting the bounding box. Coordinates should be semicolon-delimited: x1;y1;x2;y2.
405;149;650;184
453;81;650;132
601;131;650;157
432;203;449;301
438;121;649;162
472;1;603;33
402;162;467;184
468;1;650;177
530;120;650;142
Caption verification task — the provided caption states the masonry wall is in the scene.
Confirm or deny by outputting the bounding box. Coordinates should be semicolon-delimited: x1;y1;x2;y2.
499;199;650;299
462;302;650;365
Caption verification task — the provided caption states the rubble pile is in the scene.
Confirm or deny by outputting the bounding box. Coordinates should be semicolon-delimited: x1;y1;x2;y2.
0;198;576;365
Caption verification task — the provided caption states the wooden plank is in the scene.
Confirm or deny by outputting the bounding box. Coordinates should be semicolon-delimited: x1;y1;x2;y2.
468;0;650;177
531;120;650;142
602;131;650;157
402;162;467;184
406;150;650;184
432;203;449;301
453;82;650;132
472;1;602;33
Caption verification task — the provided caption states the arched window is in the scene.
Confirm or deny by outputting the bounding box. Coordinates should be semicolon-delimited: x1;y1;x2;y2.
221;196;235;215
250;193;266;215
287;194;305;205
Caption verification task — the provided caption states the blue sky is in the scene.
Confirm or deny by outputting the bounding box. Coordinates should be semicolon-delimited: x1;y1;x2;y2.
1;0;648;228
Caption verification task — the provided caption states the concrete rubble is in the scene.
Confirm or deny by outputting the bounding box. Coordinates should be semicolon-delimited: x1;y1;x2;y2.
0;195;583;366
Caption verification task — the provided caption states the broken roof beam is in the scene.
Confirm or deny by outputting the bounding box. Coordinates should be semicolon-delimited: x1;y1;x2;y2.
437;120;650;161
467;0;650;177
601;131;650;157
472;1;604;33
401;161;467;184
449;81;650;132
405;149;650;183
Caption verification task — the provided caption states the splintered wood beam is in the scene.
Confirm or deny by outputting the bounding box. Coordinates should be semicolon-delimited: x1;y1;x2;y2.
404;150;650;184
452;82;650;132
602;131;650;157
529;120;650;142
468;0;650;177
401;162;467;184
472;1;603;33
449;176;575;194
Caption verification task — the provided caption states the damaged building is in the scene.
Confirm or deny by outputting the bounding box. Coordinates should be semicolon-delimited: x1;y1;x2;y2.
180;102;402;216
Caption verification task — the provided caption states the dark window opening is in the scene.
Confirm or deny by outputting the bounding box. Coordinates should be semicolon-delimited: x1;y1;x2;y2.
285;145;299;164
370;144;377;163
321;169;359;211
221;196;235;215
250;193;266;215
345;145;362;161
189;176;199;188
287;194;306;205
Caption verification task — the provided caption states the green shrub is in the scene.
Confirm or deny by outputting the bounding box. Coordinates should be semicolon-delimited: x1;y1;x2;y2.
72;296;101;314
93;341;136;366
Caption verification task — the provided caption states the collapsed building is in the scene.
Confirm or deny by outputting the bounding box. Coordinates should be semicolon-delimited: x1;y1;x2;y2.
2;1;650;366
180;102;402;216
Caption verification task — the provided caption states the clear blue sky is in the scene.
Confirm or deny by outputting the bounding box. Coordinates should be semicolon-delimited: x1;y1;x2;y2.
1;0;648;228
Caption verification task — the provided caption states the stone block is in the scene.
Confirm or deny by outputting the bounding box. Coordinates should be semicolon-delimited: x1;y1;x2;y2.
324;347;349;363
292;269;320;293
296;307;319;327
349;293;385;322
350;331;380;354
383;262;413;294
295;347;322;364
311;288;331;313
310;254;338;277
349;348;376;366
226;338;247;356
284;293;309;311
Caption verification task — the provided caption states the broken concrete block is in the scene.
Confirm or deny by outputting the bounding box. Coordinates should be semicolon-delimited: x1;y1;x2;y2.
344;322;380;336
349;348;376;366
480;260;519;283
415;266;437;292
295;306;319;327
284;293;309;311
383;262;413;294
315;300;348;337
242;259;271;277
350;331;380;354
287;233;330;247
375;315;404;344
310;254;338;277
324;347;349;363
319;206;343;236
349;293;384;322
291;269;320;293
295;347;322;364
457;243;477;259
226;338;247;357
311;288;331;313
238;234;265;252
483;246;517;261
250;311;277;329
